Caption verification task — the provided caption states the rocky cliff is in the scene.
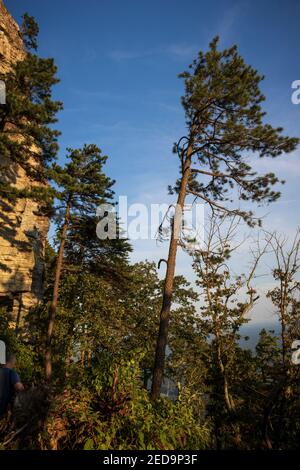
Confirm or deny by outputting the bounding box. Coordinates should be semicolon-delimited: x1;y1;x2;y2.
0;0;49;325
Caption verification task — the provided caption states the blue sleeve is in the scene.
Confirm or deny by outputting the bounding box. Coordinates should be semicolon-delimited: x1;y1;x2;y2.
9;370;21;386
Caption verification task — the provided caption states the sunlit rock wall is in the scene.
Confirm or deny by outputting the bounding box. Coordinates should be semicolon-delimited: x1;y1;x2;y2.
0;0;49;324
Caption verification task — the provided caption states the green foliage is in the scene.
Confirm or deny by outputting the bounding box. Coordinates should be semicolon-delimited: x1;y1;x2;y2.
171;37;299;226
255;328;281;381
21;13;39;51
41;351;211;450
0;14;62;208
26;259;204;388
50;144;131;272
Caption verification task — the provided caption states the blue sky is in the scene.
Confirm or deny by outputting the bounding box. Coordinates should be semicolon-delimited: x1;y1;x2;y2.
5;0;300;324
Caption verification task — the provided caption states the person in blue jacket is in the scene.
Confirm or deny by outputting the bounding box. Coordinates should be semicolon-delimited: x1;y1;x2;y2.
0;352;24;418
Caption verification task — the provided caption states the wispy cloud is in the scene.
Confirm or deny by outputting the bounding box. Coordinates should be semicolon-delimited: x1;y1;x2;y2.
217;2;247;43
247;149;300;178
108;42;198;62
70;88;128;102
164;43;198;59
108;49;152;61
107;3;246;64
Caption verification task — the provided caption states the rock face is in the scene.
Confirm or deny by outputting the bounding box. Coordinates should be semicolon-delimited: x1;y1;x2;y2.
0;0;49;324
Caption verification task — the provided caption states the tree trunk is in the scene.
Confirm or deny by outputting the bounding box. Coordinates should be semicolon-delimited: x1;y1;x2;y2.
215;331;243;446
151;142;193;400
215;334;235;413
45;200;71;381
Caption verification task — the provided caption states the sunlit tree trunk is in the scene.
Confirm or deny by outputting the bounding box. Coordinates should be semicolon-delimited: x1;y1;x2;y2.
151;142;193;400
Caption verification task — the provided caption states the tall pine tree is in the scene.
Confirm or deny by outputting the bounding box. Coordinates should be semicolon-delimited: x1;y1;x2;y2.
45;144;118;380
151;37;299;399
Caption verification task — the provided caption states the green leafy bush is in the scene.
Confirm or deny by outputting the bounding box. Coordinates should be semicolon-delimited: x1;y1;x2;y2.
42;350;211;450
